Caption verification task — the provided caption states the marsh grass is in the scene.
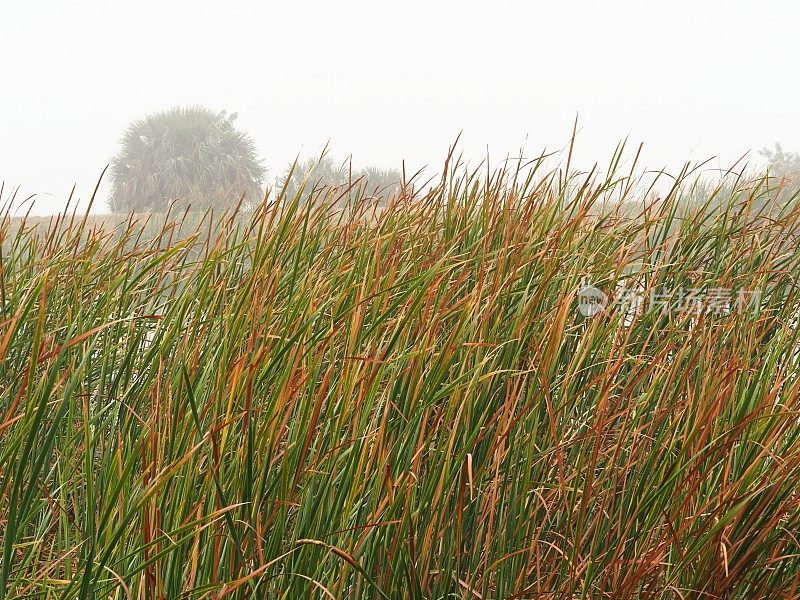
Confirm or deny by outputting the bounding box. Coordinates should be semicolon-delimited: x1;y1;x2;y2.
1;149;799;599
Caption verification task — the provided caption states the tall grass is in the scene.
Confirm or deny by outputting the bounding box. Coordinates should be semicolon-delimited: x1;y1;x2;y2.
1;150;799;599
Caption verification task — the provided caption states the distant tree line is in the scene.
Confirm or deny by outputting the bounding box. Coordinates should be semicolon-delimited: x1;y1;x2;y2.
276;156;401;206
108;106;401;213
108;106;796;214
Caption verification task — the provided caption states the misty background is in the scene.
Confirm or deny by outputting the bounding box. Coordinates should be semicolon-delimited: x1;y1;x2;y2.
1;0;798;215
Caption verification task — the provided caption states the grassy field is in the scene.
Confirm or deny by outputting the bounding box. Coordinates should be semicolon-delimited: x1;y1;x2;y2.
1;153;800;599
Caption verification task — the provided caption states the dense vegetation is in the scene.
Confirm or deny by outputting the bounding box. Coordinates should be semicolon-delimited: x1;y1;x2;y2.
109;107;266;213
1;150;799;598
277;155;403;206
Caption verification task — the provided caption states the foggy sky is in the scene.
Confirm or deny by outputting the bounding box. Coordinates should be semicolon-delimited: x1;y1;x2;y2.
2;0;798;214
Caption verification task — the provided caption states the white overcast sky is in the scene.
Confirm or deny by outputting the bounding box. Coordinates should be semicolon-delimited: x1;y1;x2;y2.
1;0;798;214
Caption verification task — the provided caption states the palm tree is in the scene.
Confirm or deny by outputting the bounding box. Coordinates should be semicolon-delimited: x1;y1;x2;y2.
277;156;353;202
109;106;266;213
359;165;402;201
277;155;401;206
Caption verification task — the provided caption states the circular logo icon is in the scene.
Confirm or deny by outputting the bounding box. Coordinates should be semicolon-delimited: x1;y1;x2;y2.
576;285;607;317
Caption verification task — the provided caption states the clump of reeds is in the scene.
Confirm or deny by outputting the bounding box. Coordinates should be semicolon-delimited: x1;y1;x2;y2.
1;149;799;599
